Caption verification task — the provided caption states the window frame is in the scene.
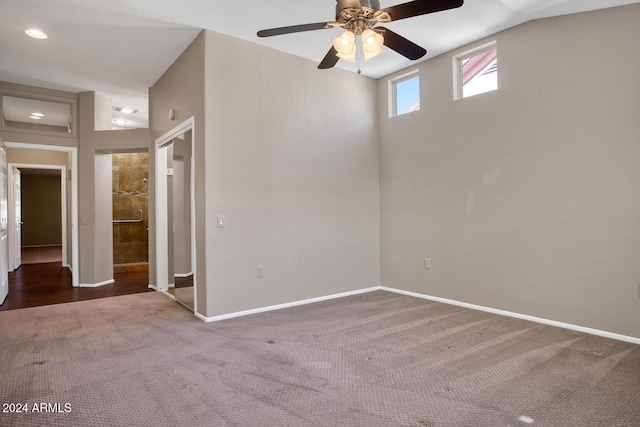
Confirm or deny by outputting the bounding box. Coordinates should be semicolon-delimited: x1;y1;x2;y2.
388;70;420;118
453;41;498;101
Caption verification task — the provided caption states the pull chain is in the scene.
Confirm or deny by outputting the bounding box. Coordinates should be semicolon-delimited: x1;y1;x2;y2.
356;35;362;74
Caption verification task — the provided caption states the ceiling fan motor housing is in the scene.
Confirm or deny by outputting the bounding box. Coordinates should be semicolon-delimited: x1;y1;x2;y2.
336;0;380;15
335;0;390;34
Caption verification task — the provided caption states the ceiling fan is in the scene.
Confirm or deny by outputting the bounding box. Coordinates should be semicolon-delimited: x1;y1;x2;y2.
257;0;464;73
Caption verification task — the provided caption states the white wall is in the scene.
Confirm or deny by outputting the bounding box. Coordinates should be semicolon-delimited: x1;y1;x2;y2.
377;4;640;337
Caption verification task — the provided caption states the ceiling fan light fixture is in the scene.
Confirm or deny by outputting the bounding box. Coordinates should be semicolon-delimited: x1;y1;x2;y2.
362;29;383;61
333;30;356;62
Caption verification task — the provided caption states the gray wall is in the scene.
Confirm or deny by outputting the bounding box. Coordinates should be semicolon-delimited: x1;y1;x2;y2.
21;173;62;246
149;31;206;312
202;31;380;317
377;4;640;337
150;30;380;318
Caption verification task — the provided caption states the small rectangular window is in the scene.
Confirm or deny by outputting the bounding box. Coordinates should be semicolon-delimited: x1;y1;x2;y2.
389;71;420;117
454;42;497;100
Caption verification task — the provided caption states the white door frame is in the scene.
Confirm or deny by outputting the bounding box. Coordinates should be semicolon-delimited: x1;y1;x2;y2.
153;117;197;312
8;163;67;271
0;141;8;305
4;142;79;288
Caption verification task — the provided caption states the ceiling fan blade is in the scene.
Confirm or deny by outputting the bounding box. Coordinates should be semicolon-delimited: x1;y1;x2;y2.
384;0;463;22
318;46;340;69
378;27;427;60
257;22;332;38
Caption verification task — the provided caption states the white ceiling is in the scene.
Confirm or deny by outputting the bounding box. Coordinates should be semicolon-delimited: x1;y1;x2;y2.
1;0;637;129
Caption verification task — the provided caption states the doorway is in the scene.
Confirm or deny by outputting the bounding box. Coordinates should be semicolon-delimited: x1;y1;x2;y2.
8;164;67;270
153;117;196;313
4;142;79;287
112;152;149;274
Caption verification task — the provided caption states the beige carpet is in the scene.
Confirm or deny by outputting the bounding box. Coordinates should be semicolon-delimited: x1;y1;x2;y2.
0;291;638;426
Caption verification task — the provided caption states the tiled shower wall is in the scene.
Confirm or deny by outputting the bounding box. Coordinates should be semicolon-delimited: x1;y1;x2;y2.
112;152;148;265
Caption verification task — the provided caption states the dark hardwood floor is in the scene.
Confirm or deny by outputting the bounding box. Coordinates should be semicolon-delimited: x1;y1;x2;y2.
0;262;152;311
22;245;63;265
175;276;193;288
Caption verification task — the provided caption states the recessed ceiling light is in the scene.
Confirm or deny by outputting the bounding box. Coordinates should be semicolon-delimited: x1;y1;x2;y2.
113;106;138;114
29;115;43;120
25;29;48;39
31;112;44;117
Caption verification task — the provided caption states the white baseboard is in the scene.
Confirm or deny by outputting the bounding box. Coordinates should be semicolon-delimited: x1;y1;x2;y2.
380;286;640;345
148;284;182;300
174;272;193;278
79;279;114;288
149;282;639;345
197;286;380;323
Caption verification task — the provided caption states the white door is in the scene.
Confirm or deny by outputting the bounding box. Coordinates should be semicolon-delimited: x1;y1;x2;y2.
0;142;9;305
12;168;21;270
